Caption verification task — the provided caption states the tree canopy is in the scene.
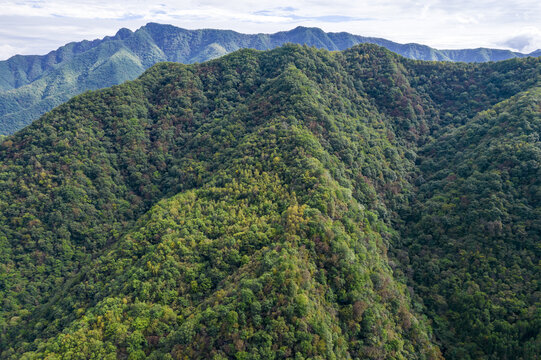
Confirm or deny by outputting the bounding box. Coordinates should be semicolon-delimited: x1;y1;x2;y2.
0;43;539;359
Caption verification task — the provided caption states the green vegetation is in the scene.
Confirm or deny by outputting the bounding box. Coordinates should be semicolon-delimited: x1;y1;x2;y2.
1;23;539;135
0;44;539;359
397;88;541;359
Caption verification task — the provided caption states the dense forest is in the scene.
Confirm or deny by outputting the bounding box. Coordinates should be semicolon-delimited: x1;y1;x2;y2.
0;44;539;359
1;22;540;136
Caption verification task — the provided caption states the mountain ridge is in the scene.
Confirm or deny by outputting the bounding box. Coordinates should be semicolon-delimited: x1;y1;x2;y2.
0;43;539;359
0;22;539;135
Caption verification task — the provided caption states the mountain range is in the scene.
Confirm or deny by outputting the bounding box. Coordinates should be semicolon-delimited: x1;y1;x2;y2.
0;42;539;359
0;23;540;135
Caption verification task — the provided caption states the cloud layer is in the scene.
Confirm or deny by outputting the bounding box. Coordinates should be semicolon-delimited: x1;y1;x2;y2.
0;0;540;60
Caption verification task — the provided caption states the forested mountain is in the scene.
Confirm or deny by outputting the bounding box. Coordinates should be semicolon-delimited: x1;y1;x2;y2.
0;43;539;359
1;23;540;135
400;87;541;359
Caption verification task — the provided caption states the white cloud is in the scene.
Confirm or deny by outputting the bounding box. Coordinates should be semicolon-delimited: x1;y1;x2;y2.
501;27;541;53
0;0;540;59
0;44;24;60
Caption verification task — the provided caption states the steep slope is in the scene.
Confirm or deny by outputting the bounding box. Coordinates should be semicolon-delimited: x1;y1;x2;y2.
397;88;541;359
0;45;441;359
0;44;539;359
1;23;540;135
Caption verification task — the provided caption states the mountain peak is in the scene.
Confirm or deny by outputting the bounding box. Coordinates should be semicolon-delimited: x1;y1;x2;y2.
114;27;133;40
288;25;324;33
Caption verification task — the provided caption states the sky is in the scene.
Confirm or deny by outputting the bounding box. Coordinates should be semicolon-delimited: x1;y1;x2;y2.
1;0;540;60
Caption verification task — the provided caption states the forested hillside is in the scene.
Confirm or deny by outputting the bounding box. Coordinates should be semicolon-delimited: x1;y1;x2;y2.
1;23;540;135
398;88;541;358
0;44;539;359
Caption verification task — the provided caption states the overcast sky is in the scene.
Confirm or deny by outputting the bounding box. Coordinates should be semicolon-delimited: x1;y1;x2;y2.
1;0;540;60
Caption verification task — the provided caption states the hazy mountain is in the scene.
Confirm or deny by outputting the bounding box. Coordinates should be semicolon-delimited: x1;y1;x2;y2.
0;43;539;359
0;23;539;135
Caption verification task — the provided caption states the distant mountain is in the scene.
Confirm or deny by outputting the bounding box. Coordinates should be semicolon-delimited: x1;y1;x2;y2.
0;23;539;135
